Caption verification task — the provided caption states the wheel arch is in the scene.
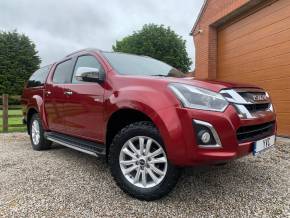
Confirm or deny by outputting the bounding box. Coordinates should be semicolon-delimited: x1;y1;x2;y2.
26;94;49;134
26;107;38;134
105;108;156;157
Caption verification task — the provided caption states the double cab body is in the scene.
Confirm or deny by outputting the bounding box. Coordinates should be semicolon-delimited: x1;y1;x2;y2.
22;49;276;200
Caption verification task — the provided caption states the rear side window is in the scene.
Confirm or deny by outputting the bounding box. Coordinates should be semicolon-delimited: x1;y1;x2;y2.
27;65;51;88
53;59;74;84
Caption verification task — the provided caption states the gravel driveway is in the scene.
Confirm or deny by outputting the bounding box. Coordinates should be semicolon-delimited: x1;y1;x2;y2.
0;133;289;217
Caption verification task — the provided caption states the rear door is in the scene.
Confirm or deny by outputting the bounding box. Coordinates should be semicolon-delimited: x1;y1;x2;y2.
62;54;106;141
23;65;51;125
44;59;74;133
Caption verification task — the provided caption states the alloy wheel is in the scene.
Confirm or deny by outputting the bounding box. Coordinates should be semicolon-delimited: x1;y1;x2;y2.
31;120;40;145
119;136;168;188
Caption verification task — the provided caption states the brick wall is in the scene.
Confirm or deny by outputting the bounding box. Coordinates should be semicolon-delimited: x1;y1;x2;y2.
193;0;250;79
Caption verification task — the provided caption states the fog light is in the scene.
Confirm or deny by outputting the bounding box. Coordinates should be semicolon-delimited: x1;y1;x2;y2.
194;119;222;148
199;131;211;144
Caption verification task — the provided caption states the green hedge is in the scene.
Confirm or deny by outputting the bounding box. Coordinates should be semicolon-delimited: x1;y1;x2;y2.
0;95;21;105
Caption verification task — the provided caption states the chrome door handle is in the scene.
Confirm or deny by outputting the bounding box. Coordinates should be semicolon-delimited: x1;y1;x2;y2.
64;91;73;96
45;90;52;96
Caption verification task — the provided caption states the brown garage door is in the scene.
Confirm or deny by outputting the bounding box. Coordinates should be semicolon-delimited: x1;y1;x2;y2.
217;0;290;136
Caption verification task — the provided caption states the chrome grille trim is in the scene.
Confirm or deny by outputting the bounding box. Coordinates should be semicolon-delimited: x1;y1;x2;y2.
234;104;254;118
220;88;273;119
220;89;270;105
221;89;249;104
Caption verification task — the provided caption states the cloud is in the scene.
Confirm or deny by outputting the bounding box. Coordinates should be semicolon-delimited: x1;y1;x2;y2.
0;0;204;69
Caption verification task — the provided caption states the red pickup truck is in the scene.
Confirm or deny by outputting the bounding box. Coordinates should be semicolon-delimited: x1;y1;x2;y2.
21;48;276;200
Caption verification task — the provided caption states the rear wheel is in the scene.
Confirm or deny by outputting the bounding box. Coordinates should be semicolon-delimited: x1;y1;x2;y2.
109;121;180;201
29;113;51;150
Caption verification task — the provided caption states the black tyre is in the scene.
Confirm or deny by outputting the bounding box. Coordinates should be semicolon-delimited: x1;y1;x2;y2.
109;121;180;201
29;113;51;150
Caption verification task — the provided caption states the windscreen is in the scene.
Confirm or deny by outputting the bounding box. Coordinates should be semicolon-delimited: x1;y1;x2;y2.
102;52;185;77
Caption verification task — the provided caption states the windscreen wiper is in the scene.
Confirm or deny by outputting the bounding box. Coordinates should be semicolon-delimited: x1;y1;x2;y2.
150;74;168;77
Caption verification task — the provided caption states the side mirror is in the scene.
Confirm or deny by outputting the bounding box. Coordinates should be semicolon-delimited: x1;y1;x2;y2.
75;67;104;83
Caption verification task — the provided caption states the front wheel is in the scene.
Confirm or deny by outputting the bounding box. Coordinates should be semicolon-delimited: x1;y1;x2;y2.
109;121;180;201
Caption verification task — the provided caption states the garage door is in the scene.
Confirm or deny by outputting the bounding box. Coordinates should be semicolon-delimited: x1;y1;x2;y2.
217;0;290;136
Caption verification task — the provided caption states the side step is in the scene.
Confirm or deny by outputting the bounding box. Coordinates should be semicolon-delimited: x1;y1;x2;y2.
45;132;106;157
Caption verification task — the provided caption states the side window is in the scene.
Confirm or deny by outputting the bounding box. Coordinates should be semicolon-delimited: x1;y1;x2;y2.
27;65;51;88
72;55;104;84
53;59;74;84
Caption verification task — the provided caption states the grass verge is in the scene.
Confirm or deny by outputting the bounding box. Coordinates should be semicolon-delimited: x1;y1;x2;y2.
0;109;26;133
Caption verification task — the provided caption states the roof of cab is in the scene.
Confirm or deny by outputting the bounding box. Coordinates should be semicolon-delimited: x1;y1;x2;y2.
65;48;102;58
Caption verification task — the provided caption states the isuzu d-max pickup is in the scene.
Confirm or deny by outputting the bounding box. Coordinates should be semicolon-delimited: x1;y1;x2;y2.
21;48;276;200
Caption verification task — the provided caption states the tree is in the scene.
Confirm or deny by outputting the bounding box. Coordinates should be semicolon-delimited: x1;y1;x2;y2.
113;24;192;72
0;30;41;96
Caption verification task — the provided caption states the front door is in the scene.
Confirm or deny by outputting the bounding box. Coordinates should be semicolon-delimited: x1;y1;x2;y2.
62;55;105;141
44;59;74;133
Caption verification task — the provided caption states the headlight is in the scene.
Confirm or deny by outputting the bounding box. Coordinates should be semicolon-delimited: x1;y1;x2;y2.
169;83;229;112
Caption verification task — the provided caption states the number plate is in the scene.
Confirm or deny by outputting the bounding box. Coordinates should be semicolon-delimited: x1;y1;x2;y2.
253;135;275;156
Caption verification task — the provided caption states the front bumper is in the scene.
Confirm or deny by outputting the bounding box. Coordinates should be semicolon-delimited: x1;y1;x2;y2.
157;104;276;166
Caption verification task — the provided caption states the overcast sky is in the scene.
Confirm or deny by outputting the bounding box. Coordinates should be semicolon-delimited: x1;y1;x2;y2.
0;0;204;70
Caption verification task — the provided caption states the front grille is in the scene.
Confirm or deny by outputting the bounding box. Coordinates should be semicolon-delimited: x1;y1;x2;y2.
220;88;273;119
244;103;270;113
237;121;275;143
239;92;268;103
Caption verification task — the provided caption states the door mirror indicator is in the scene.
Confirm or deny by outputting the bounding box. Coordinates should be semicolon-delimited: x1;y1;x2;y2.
75;67;104;83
